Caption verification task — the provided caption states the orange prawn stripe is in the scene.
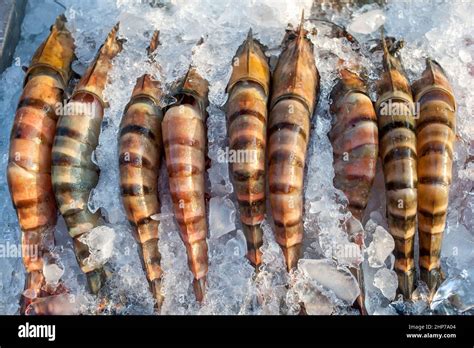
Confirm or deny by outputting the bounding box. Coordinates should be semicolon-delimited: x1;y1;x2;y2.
119;92;164;308
268;99;311;271
227;88;268;266
267;17;319;272
329;69;379;222
162;68;210;302
226;30;271;268
52;23;123;295
7;15;75;314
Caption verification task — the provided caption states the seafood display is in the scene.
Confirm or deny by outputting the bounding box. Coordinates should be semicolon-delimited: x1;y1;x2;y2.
412;59;456;295
6;15;75;313
268;14;319;271
118;31;164;309
51;24;123;294
375;33;417;299
1;0;471;317
162;67;210;302
226;30;270;268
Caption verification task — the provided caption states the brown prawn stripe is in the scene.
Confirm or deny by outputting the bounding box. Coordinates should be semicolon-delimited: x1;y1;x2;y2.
6;15;76;314
52;97;103;239
412;59;456;292
376;35;417;299
119;70;164;309
228;102;267;265
329;69;379;222
379;108;418;298
52;23;123;295
162;68;209;302
268;99;311;271
164;106;209;297
329;68;376;315
267;15;319;272
226;30;271;268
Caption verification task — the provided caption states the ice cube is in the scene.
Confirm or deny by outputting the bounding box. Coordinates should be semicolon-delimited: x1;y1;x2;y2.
298;259;360;304
367;226;394;268
43;263;64;285
297;283;334;315
207;162;233;196
348;9;386;35
78;226;115;270
410;282;430;314
373;268;398;301
441;224;474;272
333;241;363;268
365;211;388;236
431;272;474;314
304;295;334;315
225;230;246;259
209;196;236;239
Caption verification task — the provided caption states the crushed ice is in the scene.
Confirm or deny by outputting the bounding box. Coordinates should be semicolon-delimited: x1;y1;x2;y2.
0;0;472;315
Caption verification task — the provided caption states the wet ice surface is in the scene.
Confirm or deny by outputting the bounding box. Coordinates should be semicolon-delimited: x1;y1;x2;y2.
347;8;385;35
299;259;360;304
0;0;473;315
43;263;64;285
78;226;115;271
366;226;394;268
209;197;236;240
373;268;397;301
